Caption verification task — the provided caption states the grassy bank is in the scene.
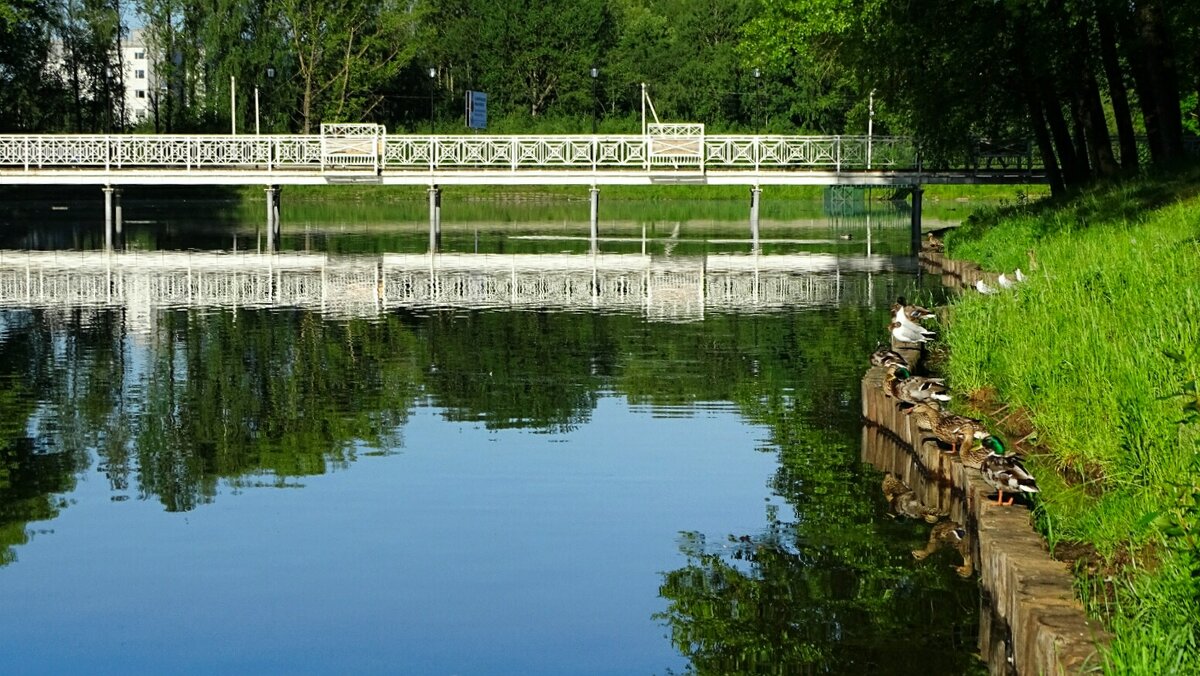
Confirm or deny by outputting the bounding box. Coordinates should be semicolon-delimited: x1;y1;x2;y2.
943;168;1200;673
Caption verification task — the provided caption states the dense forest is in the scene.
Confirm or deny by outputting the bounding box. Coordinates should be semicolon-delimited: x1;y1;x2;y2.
0;0;1198;191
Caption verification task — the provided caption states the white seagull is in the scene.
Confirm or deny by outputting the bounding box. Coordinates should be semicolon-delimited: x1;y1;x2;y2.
890;320;935;344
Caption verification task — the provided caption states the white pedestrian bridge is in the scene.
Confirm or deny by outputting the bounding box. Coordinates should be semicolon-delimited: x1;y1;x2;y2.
0;250;909;326
0;125;1042;187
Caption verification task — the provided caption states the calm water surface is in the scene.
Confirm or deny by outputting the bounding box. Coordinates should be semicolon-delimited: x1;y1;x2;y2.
0;196;981;674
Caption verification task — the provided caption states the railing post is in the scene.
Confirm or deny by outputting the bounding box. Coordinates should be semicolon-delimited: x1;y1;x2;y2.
835;135;841;172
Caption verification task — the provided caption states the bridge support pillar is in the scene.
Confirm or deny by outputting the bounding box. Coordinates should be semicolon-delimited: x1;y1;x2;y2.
265;186;282;251
589;187;600;253
428;186;442;252
103;186;115;250
910;186;924;255
113;188;123;237
749;186;762;251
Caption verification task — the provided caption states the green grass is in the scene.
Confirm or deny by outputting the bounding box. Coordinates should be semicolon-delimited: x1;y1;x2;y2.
223;182;1042;204
943;168;1200;674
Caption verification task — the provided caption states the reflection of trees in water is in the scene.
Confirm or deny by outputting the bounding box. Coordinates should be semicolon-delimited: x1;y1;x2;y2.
0;311;88;565
0;278;950;569
655;305;981;674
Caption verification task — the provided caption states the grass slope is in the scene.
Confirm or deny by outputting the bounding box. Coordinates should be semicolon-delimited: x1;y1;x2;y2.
944;168;1200;673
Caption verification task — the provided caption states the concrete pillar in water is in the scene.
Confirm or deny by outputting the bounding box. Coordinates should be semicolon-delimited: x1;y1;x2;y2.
102;185;114;250
272;185;281;238
264;186;278;251
910;186;924;255
428;185;442;252
265;186;275;230
113;188;123;237
589;187;600;253
749;185;762;251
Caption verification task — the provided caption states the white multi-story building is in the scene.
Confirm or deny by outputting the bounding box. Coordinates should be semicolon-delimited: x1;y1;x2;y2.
47;28;159;128
121;29;154;124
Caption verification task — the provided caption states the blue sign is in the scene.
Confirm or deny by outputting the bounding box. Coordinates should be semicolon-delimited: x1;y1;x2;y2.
466;91;487;129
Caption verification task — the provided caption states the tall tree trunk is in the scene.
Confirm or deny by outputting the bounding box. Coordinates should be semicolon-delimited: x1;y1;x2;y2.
1011;29;1064;194
1118;11;1162;163
1025;82;1065;195
1040;79;1084;187
1070;20;1116;177
1135;0;1183;162
1069;96;1092;180
1096;8;1138;170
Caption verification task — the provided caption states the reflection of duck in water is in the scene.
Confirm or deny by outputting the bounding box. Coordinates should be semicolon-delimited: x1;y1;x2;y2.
912;521;973;578
882;474;944;523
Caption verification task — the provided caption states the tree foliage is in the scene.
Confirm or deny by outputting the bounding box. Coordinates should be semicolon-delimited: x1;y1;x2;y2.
0;0;1196;185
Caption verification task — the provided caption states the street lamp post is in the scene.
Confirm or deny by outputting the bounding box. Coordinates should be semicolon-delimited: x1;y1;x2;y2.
590;67;599;135
265;67;275;132
104;66;112;132
867;88;875;169
428;67;437;135
753;67;761;135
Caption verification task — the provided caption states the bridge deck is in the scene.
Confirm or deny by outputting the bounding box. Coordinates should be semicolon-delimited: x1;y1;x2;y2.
0;133;1045;186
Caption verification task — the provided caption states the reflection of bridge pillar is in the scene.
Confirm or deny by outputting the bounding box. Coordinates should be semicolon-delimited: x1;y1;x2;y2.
589;187;600;253
749;186;762;251
103;185;114;250
428;185;442;252
910;186;924;255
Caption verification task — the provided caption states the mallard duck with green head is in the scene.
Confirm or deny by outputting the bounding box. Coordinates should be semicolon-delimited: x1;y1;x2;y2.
904;402;987;455
884;367;951;405
977;436;1039;506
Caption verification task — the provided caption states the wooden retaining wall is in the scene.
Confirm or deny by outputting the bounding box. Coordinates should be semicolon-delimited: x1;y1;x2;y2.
862;359;1110;674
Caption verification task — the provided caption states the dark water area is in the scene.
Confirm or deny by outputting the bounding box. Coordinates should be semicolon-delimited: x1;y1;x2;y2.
0;196;983;674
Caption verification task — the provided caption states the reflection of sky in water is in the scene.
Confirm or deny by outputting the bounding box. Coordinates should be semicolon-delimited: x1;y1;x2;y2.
0;398;780;675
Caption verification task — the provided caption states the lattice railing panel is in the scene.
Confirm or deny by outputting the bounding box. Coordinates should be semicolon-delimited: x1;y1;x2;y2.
0;133;969;174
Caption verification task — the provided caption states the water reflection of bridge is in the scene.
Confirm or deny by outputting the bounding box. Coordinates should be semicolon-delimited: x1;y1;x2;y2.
0;250;909;324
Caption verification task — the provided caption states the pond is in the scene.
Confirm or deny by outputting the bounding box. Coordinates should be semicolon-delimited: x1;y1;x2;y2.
0;194;983;674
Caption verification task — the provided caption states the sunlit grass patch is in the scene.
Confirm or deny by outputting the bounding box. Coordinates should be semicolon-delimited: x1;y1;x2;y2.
942;173;1200;674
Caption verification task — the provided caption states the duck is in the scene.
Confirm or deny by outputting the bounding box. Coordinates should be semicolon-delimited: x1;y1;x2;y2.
912;521;973;577
890;320;936;344
903;402;987;455
977;435;1039;506
892;296;937;323
884;367;951;405
870;346;909;370
974;279;996;295
882;474;944;523
924;232;944;252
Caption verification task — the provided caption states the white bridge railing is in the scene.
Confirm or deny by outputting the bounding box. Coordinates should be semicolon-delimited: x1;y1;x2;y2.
0;133;927;173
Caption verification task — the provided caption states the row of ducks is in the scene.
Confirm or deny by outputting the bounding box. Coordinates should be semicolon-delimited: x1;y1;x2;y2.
975;268;1026;295
873;299;1040;506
